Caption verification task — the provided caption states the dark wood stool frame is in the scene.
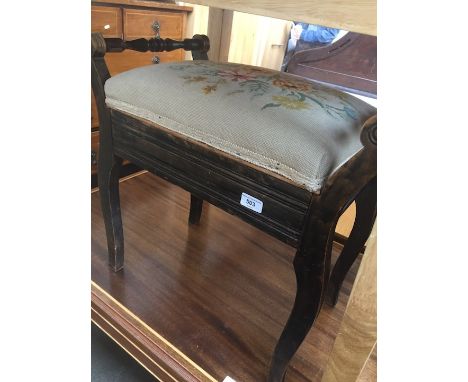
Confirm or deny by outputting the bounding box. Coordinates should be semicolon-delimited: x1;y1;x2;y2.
91;32;377;382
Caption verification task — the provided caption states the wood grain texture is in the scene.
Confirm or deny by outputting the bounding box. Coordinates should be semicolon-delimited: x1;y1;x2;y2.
206;8;232;61
105;50;184;74
218;9;232;62
321;223;377;382
91;172;369;381
356;346;376;382
189;0;376;36
92;281;218;382
92;5;123;38
227;13;289;71
206;7;222;61
92;0;193;12
287;32;377;98
124;9;185;39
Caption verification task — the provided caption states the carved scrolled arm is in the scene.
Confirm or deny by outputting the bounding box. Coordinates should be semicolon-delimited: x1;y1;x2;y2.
360;114;377;148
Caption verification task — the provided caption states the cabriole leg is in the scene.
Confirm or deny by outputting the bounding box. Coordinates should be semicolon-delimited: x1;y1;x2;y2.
328;177;377;306
268;230;333;382
99;155;124;272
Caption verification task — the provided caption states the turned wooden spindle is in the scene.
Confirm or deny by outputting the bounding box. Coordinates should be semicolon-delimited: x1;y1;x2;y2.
104;35;210;54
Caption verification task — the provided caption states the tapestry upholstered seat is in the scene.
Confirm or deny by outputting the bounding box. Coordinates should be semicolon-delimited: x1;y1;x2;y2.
104;61;376;193
92;33;377;382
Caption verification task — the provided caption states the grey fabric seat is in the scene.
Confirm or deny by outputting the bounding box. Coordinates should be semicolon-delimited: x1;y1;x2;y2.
104;60;376;192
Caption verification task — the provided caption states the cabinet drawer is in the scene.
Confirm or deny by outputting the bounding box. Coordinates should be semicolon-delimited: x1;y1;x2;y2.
92;6;123;38
124;9;185;39
106;50;184;75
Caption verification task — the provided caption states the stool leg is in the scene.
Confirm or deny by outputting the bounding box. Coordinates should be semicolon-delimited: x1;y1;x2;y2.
328;178;377;306
99;155;124;272
188;194;203;225
268;230;332;382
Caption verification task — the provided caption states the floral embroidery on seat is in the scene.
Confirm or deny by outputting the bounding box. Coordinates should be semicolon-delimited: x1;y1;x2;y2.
217;69;258;82
182;75;207;83
270;95;310;110
202;85;217;94
170;61;359;120
272;78;311;92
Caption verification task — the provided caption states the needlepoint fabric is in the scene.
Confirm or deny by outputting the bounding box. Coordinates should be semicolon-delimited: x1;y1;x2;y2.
104;61;376;192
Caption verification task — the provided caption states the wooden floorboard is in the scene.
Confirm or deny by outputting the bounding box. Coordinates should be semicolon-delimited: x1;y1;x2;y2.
91;172;368;382
357;346;377;382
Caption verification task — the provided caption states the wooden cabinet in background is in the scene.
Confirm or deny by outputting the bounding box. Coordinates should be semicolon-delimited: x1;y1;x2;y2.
91;1;192;187
92;5;123;37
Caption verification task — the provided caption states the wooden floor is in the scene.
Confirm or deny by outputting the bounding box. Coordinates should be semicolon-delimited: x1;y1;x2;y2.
91;172;372;382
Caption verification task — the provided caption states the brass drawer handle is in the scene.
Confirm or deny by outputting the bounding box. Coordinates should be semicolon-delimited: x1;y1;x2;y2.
152;20;160;39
